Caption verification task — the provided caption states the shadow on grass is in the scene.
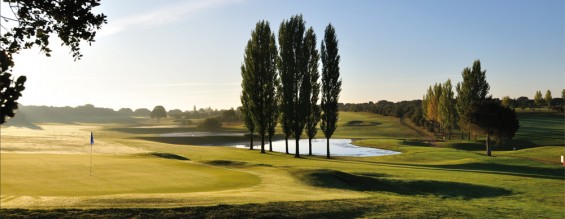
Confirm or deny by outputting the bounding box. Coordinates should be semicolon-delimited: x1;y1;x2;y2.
400;140;432;147
346;120;382;126
203;160;249;167
446;142;485;151
425;162;564;180
301;169;512;199
203;160;273;167
2;123;43;130
440;140;540;151
150;152;190;161
325;158;564;181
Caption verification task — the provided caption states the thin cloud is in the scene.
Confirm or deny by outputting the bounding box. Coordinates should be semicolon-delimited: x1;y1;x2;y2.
99;0;244;37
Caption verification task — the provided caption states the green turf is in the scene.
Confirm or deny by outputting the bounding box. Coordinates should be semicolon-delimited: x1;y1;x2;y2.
1;111;563;218
1;153;260;196
514;111;565;146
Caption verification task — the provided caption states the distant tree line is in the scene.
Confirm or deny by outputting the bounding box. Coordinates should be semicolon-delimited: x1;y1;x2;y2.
3;104;242;127
240;14;341;158
501;89;564;112
4;104;133;125
339;100;425;126
341;60;522;156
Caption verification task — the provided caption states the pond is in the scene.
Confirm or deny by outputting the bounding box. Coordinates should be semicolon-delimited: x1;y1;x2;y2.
232;139;400;157
159;132;245;137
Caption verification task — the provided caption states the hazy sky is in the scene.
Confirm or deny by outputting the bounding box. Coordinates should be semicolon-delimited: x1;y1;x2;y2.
3;0;564;111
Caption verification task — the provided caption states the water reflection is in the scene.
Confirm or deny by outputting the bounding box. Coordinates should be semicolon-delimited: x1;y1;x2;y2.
233;139;400;157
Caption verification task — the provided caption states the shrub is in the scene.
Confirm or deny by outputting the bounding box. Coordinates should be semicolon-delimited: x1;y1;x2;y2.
198;117;222;130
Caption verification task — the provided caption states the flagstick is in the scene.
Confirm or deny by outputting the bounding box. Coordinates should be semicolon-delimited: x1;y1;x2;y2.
90;131;93;176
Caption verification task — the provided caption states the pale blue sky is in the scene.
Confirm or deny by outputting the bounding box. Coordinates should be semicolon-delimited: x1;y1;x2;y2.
4;0;564;111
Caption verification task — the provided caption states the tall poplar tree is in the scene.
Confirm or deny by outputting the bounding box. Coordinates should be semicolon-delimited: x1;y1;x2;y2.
544;90;552;110
320;24;342;159
534;90;543;111
280;107;292;154
240;90;255;150
304;28;321;156
438;79;455;139
240;20;278;154
456;60;490;140
278;15;309;158
267;79;281;152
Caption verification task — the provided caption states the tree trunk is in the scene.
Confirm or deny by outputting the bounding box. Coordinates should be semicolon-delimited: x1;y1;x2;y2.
295;137;300;158
269;136;273;152
261;135;265;153
250;132;254;150
486;133;491;156
326;137;331;159
308;138;312;156
285;136;289;154
468;132;471;141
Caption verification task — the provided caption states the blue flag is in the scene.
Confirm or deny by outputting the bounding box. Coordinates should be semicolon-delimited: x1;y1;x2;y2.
90;132;94;145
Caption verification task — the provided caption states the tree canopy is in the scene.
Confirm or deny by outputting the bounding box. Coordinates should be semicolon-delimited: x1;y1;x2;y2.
240;20;278;154
150;105;167;123
438;79;455;139
304;27;321;156
240;91;255;150
278;14;309;158
544;90;552;108
455;60;490;138
534;90;543;109
0;0;106;124
320;23;342;158
469;99;519;156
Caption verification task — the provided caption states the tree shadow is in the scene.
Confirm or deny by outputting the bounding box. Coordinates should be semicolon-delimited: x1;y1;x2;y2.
424;162;564;180
150;152;190;161
400;139;432;147
2;123;43;130
203;160;273;167
326;158;564;181
302;169;512;199
346;120;382;126
447;142;485;151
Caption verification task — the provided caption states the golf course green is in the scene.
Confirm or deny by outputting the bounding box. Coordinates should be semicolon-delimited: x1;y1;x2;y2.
1;111;563;218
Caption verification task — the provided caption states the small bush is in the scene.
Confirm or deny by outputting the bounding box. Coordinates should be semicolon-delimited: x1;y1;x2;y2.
198;117;222;130
179;119;194;126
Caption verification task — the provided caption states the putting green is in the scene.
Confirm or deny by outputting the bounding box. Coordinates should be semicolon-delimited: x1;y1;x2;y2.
0;153;260;197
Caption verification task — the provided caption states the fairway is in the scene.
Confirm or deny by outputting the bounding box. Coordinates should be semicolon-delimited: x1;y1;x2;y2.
1;112;564;217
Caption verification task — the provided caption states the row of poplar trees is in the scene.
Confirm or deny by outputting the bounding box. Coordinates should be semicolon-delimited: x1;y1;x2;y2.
240;15;341;158
422;60;519;156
